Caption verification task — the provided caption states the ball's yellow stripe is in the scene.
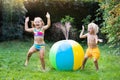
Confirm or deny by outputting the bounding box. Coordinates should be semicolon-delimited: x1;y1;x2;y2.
68;40;84;70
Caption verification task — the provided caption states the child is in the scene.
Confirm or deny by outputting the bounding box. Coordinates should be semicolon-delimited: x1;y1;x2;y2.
79;22;102;71
24;12;51;71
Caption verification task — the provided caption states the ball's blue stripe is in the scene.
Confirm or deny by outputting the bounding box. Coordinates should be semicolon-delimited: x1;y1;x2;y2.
56;40;74;70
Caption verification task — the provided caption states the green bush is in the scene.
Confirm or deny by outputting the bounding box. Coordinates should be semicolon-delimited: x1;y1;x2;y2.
99;0;120;55
1;0;27;40
61;15;74;24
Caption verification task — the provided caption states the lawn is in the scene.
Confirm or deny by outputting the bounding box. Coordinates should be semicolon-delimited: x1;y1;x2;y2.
0;40;120;80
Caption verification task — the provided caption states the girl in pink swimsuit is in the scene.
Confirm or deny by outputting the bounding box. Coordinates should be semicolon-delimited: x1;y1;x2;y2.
24;12;51;72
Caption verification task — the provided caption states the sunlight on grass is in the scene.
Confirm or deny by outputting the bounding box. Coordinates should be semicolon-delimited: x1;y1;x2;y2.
0;40;120;80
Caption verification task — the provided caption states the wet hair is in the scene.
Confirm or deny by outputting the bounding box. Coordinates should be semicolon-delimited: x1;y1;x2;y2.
88;22;99;34
31;17;45;28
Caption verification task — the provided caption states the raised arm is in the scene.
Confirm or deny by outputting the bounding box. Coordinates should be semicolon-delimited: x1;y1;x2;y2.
43;12;51;30
25;17;34;32
79;25;87;38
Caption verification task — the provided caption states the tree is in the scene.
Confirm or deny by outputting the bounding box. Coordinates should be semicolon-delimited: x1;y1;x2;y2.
1;0;27;40
99;0;120;55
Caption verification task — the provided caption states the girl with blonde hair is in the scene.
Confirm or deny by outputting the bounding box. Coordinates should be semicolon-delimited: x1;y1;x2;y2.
24;12;51;72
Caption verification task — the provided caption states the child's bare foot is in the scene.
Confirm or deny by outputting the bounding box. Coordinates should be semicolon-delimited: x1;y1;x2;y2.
40;68;50;72
40;69;46;73
24;61;28;66
42;69;46;72
81;66;84;70
96;68;99;71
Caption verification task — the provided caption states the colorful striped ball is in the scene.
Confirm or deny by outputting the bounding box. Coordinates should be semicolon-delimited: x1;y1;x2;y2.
49;40;84;71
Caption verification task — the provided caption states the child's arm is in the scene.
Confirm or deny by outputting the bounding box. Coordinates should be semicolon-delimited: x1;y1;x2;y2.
79;25;87;38
95;35;103;44
25;17;34;32
43;12;51;30
98;39;103;42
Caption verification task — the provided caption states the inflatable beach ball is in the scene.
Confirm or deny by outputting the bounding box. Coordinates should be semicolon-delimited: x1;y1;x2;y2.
49;40;84;71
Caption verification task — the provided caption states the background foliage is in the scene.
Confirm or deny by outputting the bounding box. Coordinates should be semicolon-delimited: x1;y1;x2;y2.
0;0;120;54
1;0;26;41
98;0;120;55
0;0;99;41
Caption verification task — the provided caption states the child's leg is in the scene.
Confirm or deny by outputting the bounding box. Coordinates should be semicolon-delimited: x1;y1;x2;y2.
81;48;90;70
39;48;45;70
93;47;100;71
94;59;99;71
81;56;88;70
24;46;37;66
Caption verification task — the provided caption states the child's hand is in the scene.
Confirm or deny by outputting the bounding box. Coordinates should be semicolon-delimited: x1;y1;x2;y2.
82;25;84;31
46;12;50;19
25;17;29;23
98;39;103;42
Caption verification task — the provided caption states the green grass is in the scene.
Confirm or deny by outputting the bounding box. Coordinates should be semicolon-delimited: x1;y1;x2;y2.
0;40;120;80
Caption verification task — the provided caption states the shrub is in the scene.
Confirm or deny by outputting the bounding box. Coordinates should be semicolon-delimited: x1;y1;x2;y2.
99;0;120;55
1;0;27;41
